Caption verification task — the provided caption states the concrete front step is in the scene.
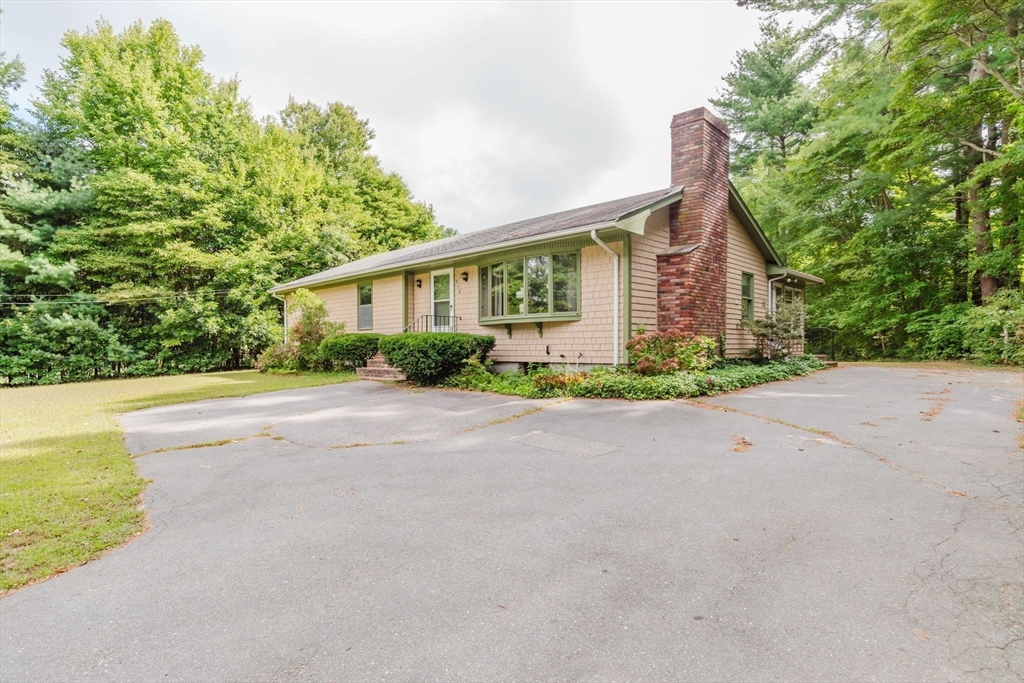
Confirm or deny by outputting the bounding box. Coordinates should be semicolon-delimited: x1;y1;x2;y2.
811;353;838;368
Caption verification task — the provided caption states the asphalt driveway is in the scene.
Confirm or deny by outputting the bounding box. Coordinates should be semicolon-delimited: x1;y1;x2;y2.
2;365;1021;682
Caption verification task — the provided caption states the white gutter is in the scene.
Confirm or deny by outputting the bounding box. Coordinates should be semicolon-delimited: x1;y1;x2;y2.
271;293;288;344
591;230;620;366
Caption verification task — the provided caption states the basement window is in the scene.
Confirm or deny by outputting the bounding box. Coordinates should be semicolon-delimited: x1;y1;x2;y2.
479;251;580;323
357;283;373;330
741;273;754;320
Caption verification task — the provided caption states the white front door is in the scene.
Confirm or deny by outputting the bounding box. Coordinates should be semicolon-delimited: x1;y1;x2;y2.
431;269;454;331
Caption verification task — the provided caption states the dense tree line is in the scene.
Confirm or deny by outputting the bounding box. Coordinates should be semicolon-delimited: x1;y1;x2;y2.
0;19;450;383
715;0;1022;362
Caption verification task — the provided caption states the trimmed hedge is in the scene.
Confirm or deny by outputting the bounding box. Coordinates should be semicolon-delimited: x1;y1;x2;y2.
442;356;827;400
378;332;496;385
319;333;382;370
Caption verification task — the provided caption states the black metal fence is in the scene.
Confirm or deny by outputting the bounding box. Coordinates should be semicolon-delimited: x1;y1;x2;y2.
403;315;461;333
804;326;836;359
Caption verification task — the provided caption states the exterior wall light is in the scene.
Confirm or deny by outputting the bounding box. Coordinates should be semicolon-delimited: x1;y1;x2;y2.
415;279;422;288
461;271;468;282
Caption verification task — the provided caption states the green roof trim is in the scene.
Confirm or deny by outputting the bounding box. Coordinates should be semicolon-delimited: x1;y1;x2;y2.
766;264;824;285
728;181;782;267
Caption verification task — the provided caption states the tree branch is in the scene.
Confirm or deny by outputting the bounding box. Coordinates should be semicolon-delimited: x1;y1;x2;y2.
980;61;1024;102
957;137;1004;158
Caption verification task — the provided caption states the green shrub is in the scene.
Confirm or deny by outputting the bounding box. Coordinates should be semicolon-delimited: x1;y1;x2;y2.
442;355;826;400
319;333;382;370
909;291;1023;365
739;301;805;360
378;332;496;384
910;303;971;360
961;290;1024;365
256;343;300;372
626;331;718;374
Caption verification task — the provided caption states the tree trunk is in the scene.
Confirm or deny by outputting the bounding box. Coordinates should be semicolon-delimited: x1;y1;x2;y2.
968;53;998;301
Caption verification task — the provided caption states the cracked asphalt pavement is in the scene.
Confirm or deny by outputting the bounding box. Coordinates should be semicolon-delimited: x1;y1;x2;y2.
1;365;1021;682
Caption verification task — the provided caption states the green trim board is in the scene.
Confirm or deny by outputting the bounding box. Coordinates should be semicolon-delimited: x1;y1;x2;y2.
479;313;582;326
766;264;824;285
728;181;782;266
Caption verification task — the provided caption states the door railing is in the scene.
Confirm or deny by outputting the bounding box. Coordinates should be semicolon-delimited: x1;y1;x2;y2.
804;326;835;360
403;315;460;333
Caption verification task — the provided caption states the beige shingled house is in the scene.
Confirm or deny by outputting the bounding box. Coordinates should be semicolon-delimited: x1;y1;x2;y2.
269;107;821;369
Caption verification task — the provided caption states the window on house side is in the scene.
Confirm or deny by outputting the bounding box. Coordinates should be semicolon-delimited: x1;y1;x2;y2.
741;273;754;320
526;255;549;314
552;253;578;313
357;283;373;330
489;263;505;317
479;251;579;320
506;259;525;316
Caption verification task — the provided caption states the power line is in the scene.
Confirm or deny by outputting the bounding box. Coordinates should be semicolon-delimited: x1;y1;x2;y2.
0;289;242;307
1;289;235;300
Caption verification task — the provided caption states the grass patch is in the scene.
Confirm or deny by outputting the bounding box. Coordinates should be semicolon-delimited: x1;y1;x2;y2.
0;370;355;593
442;356;826;401
488;406;545;425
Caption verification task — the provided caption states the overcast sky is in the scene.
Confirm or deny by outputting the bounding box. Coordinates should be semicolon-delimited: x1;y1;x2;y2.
1;1;764;233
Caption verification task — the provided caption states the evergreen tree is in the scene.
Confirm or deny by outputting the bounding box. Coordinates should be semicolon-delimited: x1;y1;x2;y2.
710;19;819;172
727;0;1022;360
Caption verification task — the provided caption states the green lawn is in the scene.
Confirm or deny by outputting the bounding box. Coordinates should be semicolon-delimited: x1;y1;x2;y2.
0;370;355;593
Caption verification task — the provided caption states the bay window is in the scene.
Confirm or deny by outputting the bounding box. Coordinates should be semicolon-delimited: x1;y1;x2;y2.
479;251;579;321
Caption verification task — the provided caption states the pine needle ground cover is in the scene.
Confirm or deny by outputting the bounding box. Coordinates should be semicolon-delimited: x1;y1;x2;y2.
0;370;355;593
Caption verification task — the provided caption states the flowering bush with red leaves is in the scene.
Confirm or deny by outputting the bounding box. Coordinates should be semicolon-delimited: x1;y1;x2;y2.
256;343;301;372
626;331;718;375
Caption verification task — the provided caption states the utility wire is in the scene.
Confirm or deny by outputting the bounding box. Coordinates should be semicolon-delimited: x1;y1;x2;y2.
0;289;241;307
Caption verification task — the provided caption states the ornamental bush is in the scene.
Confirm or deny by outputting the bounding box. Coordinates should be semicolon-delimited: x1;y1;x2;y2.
626;330;719;375
319;333;382;370
960;290;1024;365
378;332;495;385
441;356;826;400
289;289;343;370
739;301;804;361
255;343;300;372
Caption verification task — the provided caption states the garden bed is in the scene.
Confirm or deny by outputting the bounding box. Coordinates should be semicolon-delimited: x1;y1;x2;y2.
442;356;827;400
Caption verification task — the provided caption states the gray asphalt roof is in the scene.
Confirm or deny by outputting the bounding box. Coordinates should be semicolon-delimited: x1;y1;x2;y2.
271;186;681;292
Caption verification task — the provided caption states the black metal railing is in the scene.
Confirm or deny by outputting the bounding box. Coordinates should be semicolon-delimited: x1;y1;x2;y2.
403;314;461;333
804;326;835;360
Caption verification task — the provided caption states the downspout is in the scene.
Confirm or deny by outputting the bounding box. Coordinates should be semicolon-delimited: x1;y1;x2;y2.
271;293;288;344
767;274;785;314
591;230;620;366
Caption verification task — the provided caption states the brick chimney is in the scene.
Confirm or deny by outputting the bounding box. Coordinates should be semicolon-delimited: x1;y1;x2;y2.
657;107;730;340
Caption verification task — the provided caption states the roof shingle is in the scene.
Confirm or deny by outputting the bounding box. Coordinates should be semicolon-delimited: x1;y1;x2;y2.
272;186;680;292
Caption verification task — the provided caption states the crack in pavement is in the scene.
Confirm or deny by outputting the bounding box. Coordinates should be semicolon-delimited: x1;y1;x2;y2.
133;400;563;457
689;393;1023;681
686;398;1018;515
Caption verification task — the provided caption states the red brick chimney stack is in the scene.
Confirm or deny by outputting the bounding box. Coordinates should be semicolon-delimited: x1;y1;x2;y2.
657;107;730;340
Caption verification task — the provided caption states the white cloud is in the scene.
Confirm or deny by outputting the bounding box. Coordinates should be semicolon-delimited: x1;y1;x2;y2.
1;0;764;232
